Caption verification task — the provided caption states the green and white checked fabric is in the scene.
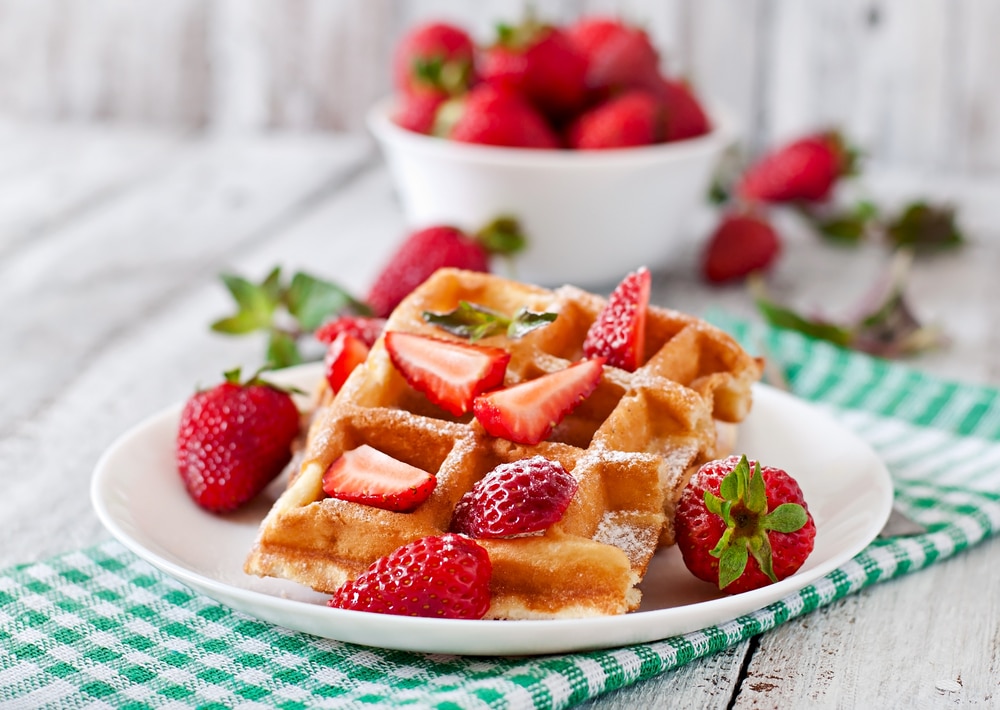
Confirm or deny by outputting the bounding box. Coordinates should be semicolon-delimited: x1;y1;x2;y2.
3;320;1000;710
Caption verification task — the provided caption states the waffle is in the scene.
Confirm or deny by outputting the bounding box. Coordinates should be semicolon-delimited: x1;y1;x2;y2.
245;268;762;618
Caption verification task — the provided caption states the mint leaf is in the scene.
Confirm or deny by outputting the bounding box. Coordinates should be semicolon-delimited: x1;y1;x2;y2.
266;330;301;369
507;308;558;339
286;272;369;332
423;302;557;342
212;273;277;335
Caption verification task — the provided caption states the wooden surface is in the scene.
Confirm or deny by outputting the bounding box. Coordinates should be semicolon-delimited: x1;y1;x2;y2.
1;0;999;172
2;121;1000;707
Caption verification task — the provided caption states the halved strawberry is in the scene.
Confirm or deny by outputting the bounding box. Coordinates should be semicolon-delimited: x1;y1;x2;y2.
314;316;386;347
384;331;510;416
323;332;369;393
472;358;605;445
582;267;650;371
321;444;436;512
451;456;579;538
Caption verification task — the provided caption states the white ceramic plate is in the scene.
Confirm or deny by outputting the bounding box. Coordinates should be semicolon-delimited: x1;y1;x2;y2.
91;364;893;657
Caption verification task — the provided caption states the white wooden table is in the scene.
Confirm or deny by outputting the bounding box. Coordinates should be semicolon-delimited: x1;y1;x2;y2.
2;121;999;708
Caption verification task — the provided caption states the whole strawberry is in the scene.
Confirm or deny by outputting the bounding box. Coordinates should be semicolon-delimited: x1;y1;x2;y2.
675;455;815;594
737;132;854;203
366;218;526;318
701;210;782;284
392;22;475;97
435;84;560;149
479;19;587;120
392;92;446;134
655;77;711;141
565;16;661;98
176;368;300;513
328;533;492;619
566;90;663;149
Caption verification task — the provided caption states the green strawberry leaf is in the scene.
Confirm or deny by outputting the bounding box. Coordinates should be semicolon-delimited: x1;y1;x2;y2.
755;297;854;348
475;216;528;256
747;532;778;583
745;460;768;515
717;541;749;590
801;200;879;245
764;503;809;533
885;201;964;250
704;490;729;520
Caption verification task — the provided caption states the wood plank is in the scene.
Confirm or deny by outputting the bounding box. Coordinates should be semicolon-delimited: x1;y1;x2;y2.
0;0;209;127
0;129;373;435
953;0;1000;172
733;535;1000;707
578;643;749;709
0;124;185;258
0;152;388;569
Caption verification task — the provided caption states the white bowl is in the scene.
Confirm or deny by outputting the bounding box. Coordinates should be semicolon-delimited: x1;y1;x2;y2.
367;96;735;287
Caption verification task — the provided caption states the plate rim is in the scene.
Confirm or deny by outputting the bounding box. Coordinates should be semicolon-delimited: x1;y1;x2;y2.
90;364;894;656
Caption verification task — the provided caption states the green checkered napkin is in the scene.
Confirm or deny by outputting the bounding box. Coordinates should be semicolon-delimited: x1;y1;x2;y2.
3;319;1000;710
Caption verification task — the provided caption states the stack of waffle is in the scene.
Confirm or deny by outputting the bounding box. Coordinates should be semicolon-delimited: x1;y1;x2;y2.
245;268;761;618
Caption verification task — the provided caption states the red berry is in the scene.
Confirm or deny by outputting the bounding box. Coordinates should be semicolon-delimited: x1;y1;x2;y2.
366;226;491;318
438;84;560;149
392;22;475;97
566;16;661;97
392;92;446;134
385;331;510;417
656;77;712;141
176;369;300;513
701;211;782;284
582;267;650;371
451;456;578;538
566;91;663;149
737;132;851;203
480;22;587;120
675;455;816;594
323;332;369;393
328;533;492;619
314;316;386;347
322;444;436;512
472;357;604;445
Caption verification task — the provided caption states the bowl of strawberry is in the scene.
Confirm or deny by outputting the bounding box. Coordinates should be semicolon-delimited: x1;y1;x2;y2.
369;15;734;287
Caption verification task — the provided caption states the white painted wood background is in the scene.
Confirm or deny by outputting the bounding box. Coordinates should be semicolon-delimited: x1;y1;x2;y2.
1;0;999;174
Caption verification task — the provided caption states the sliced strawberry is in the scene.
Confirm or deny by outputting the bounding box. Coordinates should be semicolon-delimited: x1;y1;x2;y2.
582;267;651;371
384;331;510;416
323;332;369;393
322;445;436;512
451;456;579;538
328;533;492;619
472;357;605;445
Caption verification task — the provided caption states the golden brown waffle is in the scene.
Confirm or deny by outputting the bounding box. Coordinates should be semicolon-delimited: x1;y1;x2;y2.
245;268;762;618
